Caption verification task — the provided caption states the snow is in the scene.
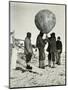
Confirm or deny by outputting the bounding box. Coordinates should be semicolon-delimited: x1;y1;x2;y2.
10;47;66;88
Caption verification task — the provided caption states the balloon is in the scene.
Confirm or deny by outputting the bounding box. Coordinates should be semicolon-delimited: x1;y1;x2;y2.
35;10;56;34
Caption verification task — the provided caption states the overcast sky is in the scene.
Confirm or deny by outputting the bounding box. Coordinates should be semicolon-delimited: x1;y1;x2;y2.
10;2;65;52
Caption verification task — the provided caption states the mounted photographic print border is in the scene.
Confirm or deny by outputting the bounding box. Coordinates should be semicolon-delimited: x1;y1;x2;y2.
9;1;67;89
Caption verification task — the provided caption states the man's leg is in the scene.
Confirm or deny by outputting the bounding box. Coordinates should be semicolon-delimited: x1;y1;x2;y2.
39;49;42;68
42;51;45;68
56;50;61;65
56;51;58;64
39;49;45;69
39;60;42;68
26;53;32;69
58;52;61;65
51;52;55;68
48;53;51;67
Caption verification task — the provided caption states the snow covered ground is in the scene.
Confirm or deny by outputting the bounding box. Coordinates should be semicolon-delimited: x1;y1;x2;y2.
9;47;66;88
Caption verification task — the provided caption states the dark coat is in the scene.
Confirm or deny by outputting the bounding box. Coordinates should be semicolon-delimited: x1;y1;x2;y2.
47;37;51;52
47;37;56;53
36;35;45;49
56;40;62;53
36;35;46;60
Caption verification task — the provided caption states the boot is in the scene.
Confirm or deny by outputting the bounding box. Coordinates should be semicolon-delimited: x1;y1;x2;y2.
26;65;32;70
52;61;55;68
48;60;51;67
39;60;45;69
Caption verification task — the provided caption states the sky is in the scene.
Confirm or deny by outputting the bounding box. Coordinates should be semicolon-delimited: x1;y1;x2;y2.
10;2;65;52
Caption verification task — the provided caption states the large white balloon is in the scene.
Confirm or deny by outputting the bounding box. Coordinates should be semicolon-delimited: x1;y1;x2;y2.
35;10;56;34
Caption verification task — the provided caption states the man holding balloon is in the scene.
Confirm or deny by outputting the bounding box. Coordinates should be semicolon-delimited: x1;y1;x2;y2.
36;32;47;69
35;9;56;68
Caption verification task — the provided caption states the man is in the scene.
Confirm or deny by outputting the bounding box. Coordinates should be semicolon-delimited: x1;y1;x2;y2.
56;36;62;65
47;33;56;68
24;32;33;70
36;32;46;69
46;36;51;67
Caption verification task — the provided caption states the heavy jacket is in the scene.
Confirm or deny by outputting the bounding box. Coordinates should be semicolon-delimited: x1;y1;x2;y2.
50;37;56;53
47;37;56;53
56;40;62;53
36;35;45;49
24;37;33;55
36;35;45;60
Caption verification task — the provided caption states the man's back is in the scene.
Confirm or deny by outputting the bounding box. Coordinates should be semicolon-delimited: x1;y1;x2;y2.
50;37;56;53
36;35;45;49
56;40;62;50
24;37;33;55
